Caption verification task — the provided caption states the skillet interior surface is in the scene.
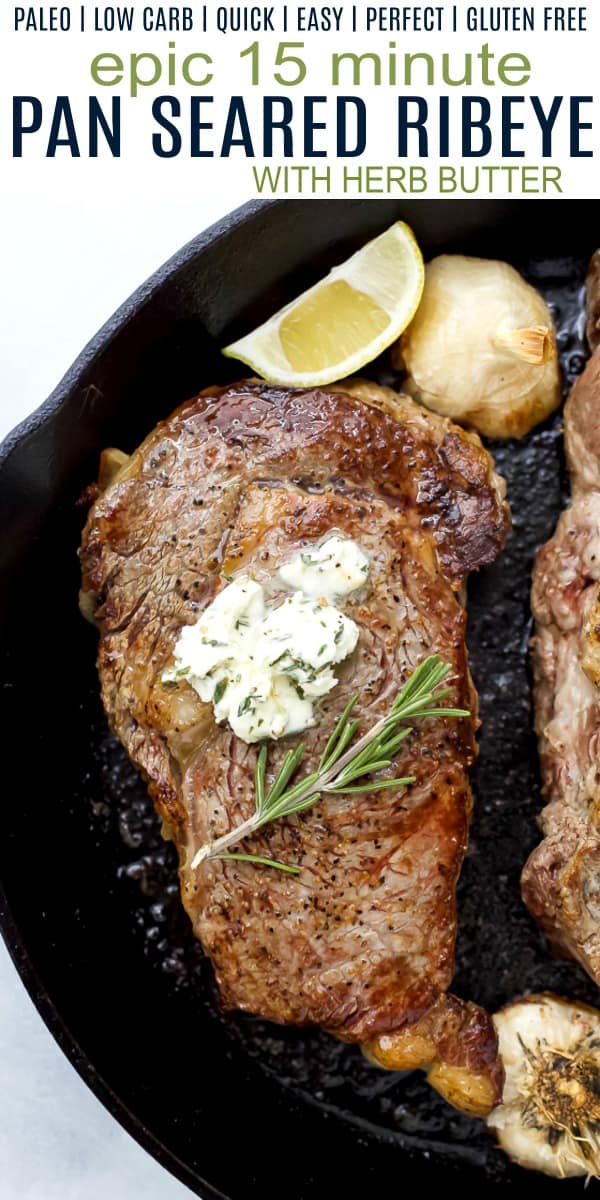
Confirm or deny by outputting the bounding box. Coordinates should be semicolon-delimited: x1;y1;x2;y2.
0;199;597;1197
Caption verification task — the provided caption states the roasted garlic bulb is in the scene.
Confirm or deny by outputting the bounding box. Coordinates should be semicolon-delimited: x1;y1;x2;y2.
487;994;600;1178
400;255;561;439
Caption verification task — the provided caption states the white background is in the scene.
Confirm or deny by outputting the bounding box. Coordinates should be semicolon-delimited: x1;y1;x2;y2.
1;0;600;1194
0;197;230;440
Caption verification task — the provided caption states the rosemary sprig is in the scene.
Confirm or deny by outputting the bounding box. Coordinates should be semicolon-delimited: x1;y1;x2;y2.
191;655;468;875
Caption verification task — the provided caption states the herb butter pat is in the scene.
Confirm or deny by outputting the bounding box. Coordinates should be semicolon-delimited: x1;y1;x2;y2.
169;538;367;743
279;535;369;599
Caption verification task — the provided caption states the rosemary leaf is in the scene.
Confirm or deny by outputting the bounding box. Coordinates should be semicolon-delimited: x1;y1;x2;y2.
334;758;393;785
326;776;416;794
264;777;320;822
324;718;360;767
319;695;359;771
216;852;301;875
264;744;305;808
280;791;321;815
377;728;413;757
254;743;268;817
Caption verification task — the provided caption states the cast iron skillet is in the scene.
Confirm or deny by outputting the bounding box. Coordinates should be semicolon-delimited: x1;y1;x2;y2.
0;200;596;1196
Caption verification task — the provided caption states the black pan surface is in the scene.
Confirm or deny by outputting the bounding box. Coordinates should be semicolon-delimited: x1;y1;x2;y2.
0;199;596;1196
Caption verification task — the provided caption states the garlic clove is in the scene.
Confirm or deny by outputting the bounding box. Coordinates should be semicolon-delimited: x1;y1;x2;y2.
363;993;503;1118
426;1060;499;1119
487;993;600;1178
98;446;131;490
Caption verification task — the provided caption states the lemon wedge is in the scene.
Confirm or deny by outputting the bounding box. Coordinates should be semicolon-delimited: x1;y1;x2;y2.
223;221;425;387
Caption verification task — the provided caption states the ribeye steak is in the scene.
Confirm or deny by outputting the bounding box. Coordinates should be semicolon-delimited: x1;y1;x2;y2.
80;378;509;1112
522;277;600;980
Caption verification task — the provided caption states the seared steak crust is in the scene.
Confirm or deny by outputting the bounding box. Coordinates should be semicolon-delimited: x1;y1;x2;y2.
81;379;508;1048
523;351;600;978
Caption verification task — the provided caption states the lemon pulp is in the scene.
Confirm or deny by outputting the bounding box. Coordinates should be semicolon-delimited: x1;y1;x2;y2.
278;280;390;372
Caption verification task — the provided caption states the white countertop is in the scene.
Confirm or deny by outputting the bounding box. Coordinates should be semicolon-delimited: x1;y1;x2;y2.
0;195;232;1198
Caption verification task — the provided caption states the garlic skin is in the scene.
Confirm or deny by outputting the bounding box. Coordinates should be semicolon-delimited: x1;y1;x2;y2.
400;255;561;439
488;994;600;1178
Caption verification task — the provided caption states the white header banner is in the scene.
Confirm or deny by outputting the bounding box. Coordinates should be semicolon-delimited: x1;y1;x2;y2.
1;0;598;197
